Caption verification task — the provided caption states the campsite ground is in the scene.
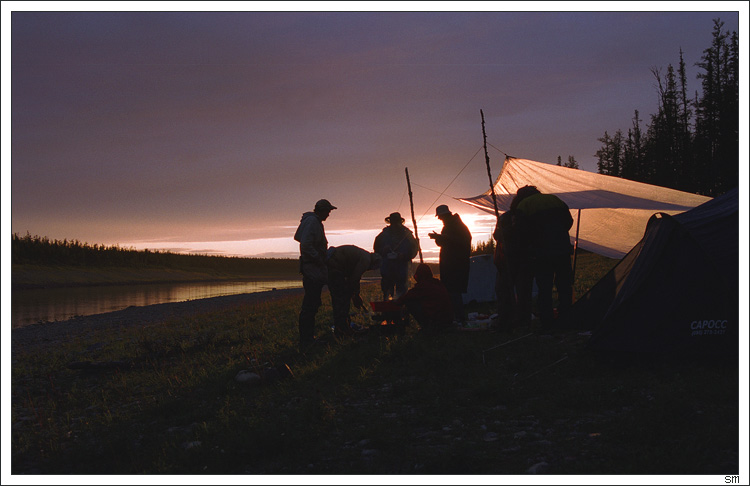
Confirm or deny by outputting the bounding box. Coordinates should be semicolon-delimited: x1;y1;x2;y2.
10;275;740;477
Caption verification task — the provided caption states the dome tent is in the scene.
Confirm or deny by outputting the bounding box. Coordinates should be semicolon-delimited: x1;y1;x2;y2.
567;188;739;357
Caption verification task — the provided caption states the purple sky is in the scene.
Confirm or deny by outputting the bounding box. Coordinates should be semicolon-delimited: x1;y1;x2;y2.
5;7;744;260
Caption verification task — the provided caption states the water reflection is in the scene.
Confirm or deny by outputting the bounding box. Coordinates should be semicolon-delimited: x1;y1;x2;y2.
12;279;302;329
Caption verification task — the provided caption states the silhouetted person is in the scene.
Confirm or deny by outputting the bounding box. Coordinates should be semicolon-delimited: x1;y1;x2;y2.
373;211;419;301
395;263;453;335
492;207;518;329
428;204;472;325
513;185;574;329
326;245;381;338
294;199;336;350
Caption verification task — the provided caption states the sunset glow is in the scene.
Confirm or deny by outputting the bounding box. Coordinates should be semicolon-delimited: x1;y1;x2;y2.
6;8;742;261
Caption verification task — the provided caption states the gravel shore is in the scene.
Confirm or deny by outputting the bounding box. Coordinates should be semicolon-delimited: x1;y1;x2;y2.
11;288;306;352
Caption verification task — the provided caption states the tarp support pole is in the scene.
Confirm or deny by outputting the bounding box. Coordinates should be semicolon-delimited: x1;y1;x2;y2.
405;167;423;263
572;208;581;289
480;109;500;221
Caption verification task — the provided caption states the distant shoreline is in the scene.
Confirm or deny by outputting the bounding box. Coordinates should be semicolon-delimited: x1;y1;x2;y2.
11;286;308;352
11;263;302;290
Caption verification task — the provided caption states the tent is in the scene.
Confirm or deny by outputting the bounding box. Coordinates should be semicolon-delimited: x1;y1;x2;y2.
462;254;498;304
566;188;739;356
459;157;711;259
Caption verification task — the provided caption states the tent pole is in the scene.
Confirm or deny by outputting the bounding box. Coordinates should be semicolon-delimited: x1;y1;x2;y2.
572;208;581;288
480;109;500;222
405;167;423;264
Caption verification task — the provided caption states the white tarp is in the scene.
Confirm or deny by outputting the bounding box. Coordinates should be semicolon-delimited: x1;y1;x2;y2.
458;157;711;259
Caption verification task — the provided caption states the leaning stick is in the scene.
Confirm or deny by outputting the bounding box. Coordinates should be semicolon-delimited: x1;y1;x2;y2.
405;167;423;263
481;109;500;221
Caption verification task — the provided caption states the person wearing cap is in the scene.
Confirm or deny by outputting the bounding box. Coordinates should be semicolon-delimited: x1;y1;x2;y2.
394;263;453;335
373;211;419;301
326;245;382;338
428;204;472;326
293;198;337;350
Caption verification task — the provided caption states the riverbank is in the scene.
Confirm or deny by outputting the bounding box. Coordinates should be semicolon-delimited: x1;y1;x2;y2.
9;259;740;476
11;287;306;353
11;263;302;290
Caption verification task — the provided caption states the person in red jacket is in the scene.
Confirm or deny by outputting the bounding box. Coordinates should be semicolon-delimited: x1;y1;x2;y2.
395;263;454;335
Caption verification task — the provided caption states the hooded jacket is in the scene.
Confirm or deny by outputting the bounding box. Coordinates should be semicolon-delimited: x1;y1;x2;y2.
294;211;328;282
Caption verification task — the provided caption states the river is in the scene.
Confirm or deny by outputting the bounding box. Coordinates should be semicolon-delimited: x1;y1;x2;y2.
11;279;303;329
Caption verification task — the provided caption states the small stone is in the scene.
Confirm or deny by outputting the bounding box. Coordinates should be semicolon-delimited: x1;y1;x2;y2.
235;370;262;386
527;461;549;474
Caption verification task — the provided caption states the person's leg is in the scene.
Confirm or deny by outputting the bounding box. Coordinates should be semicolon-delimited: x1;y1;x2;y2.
394;277;408;300
380;273;395;301
450;291;465;324
534;257;555;326
514;259;533;327
553;255;574;318
329;271;352;336
299;276;323;345
495;259;516;326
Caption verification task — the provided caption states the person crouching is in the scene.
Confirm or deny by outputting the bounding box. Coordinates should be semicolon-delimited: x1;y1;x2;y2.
395;263;453;335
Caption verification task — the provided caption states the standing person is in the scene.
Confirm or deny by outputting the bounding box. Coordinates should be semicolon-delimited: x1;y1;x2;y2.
294;199;337;350
373;212;419;301
394;263;453;335
326;245;382;338
492;208;518;330
428;204;472;326
513;185;574;329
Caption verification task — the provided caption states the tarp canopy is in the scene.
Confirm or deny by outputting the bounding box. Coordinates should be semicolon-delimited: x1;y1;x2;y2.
458;157;712;259
568;188;739;356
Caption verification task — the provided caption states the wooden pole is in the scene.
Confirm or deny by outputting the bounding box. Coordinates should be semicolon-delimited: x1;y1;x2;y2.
481;109;500;221
405;167;423;263
571;208;582;296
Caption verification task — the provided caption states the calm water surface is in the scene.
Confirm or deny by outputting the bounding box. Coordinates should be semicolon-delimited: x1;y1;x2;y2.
12;279;303;329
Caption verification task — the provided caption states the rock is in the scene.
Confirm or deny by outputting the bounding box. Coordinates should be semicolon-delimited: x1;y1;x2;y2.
182;441;202;450
235;370;262;386
527;461;549;474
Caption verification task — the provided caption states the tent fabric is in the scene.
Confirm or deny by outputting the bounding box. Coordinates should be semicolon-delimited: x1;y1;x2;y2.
462;254;497;304
458;157;711;259
565;188;739;356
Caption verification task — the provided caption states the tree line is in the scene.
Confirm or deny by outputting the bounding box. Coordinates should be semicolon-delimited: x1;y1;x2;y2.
11;232;298;275
594;18;738;197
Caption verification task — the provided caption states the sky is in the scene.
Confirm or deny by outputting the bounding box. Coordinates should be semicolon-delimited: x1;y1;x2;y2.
3;5;749;483
4;3;746;263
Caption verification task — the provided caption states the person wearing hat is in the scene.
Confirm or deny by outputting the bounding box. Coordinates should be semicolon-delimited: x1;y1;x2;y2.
293;198;337;350
326;245;382;338
428;204;472;326
394;263;453;335
373;211;419;300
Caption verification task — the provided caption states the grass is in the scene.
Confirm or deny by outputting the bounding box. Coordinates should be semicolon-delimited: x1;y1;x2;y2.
9;252;741;476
